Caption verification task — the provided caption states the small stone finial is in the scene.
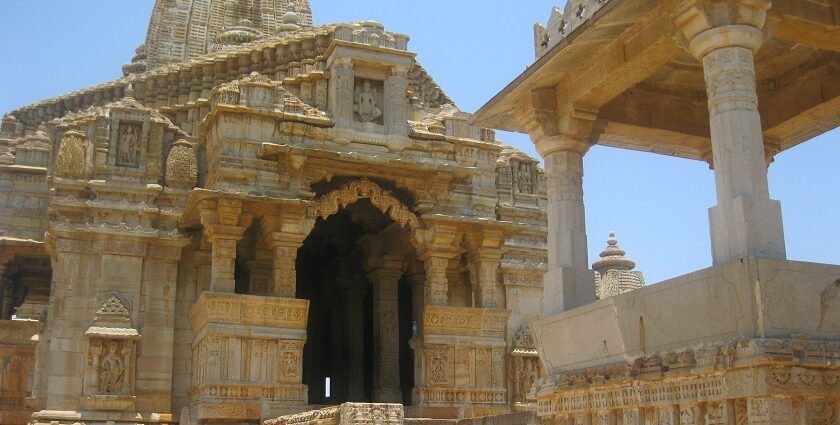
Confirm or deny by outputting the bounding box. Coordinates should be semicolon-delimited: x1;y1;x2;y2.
592;232;636;275
279;4;301;32
592;232;645;299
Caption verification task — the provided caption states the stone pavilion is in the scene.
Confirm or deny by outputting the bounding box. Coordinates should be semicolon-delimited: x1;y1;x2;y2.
473;0;840;423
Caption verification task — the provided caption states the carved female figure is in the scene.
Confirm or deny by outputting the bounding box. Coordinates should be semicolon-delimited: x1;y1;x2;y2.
117;124;140;166
99;340;125;393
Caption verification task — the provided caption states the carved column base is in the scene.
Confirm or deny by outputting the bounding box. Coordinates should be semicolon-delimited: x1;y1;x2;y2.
709;196;785;264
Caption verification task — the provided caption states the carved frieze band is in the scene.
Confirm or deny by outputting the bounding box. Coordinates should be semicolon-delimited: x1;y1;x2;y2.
53;239;184;259
188;292;309;331
423;305;510;338
536;365;840;417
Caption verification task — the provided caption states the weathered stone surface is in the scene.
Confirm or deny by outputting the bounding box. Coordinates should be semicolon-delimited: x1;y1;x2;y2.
0;2;550;424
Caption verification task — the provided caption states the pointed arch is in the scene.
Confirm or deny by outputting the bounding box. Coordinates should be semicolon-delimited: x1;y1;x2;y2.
306;178;421;230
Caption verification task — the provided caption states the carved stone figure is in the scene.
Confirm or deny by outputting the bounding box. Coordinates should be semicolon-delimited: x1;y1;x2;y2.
517;163;533;194
99;340;126;393
116;123;142;167
354;80;382;123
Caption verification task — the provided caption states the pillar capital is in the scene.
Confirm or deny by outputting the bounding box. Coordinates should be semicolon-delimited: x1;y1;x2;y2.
677;0;772;62
534;134;591;158
688;24;765;59
676;0;771;44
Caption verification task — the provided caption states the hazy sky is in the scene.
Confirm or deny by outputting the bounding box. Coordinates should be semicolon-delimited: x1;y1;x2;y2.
0;1;837;283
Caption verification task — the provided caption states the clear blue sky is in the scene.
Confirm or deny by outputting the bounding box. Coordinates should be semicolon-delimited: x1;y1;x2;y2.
1;1;837;283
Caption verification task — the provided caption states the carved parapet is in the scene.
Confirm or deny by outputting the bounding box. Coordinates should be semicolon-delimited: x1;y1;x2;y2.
265;403;403;425
188;292;310;423
415;306;510;408
534;337;840;424
188;292;309;331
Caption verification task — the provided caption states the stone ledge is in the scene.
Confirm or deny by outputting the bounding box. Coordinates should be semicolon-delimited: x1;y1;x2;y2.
188;291;310;331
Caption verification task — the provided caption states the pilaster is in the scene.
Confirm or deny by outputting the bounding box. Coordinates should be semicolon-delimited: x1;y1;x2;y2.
329;57;355;128
384;65;409;136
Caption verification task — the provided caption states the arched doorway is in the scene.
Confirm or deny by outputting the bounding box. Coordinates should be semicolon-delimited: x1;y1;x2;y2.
296;179;420;405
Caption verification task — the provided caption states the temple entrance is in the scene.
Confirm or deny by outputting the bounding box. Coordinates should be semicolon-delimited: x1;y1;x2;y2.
296;196;417;405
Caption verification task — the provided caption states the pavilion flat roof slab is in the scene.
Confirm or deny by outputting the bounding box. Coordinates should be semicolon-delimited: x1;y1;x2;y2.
471;0;657;133
473;0;840;162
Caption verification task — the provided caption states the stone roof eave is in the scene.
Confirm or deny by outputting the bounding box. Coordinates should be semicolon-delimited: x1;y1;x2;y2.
470;0;627;132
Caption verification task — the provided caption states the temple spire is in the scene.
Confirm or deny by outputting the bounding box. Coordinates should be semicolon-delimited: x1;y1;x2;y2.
592;232;645;299
130;0;314;74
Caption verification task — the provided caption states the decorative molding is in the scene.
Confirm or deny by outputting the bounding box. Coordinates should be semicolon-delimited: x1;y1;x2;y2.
423;305;509;338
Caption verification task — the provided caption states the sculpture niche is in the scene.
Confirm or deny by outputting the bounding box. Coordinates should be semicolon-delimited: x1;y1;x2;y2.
354;79;383;123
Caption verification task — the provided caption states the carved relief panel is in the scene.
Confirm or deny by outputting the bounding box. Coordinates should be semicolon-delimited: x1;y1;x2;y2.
512;160;535;195
354;78;384;125
54;130;88;179
83;293;140;409
417;306;509;407
115;122;144;168
510;326;542;405
88;339;136;395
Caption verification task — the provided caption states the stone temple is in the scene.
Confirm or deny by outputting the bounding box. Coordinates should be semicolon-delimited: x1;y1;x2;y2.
0;0;837;424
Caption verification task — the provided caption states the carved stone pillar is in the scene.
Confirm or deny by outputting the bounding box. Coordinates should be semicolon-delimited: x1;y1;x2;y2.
368;257;403;403
471;250;501;308
263;236;303;298
416;222;459;307
201;199;252;293
422;256;450;306
679;1;785;264
261;206;312;299
536;137;595;315
206;229;243;293
344;287;366;401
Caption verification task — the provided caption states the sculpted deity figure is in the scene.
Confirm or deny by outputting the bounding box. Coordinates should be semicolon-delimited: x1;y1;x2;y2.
354;80;382;123
117;124;140;166
518;163;533;194
99;340;125;393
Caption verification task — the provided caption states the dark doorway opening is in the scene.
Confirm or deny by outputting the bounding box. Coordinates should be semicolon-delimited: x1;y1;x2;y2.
296;199;415;405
